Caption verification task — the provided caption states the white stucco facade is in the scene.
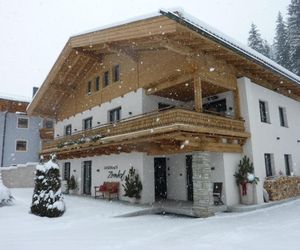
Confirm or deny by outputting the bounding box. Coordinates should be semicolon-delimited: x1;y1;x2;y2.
238;77;300;204
53;76;300;207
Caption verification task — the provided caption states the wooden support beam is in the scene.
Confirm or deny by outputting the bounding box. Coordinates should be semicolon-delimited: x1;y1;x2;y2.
233;84;241;119
146;73;193;95
74;48;103;62
105;43;139;62
194;73;202;112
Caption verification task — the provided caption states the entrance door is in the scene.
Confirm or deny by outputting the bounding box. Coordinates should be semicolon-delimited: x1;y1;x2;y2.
154;158;167;200
83;161;92;195
186;155;193;201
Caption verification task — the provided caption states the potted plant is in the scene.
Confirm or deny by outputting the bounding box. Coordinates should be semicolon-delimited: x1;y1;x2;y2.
234;156;259;205
67;175;77;195
122;167;142;203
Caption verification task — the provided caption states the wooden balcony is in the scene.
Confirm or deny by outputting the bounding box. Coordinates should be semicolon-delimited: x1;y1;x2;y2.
39;128;54;140
41;108;250;159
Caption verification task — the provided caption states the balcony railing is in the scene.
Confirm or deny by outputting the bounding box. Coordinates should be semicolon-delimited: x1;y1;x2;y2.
42;107;248;152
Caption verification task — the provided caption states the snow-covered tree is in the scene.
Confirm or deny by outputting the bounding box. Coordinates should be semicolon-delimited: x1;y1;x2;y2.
248;23;264;54
31;155;65;217
262;39;272;59
274;12;291;69
0;171;14;206
287;0;300;75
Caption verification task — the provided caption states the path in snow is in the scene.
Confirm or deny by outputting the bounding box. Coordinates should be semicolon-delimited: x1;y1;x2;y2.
0;188;300;250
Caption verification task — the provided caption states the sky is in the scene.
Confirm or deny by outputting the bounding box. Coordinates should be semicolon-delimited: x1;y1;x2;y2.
0;0;291;100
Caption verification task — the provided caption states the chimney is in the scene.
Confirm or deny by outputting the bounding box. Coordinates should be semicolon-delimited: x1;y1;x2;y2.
32;87;39;98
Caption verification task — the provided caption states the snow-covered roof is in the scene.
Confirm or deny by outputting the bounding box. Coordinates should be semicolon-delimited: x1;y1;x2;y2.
0;93;30;103
160;9;300;85
72;12;161;38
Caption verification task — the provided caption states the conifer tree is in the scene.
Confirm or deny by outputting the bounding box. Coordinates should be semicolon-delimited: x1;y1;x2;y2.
274;12;290;69
31;155;65;217
262;39;272;59
287;0;300;75
248;23;265;54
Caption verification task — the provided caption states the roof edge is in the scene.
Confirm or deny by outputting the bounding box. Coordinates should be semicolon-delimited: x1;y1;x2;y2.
160;9;300;86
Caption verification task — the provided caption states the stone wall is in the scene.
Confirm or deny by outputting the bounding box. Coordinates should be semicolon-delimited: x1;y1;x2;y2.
264;176;300;201
1;163;36;188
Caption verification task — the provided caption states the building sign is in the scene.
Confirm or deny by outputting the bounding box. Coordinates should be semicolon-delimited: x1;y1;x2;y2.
104;165;126;181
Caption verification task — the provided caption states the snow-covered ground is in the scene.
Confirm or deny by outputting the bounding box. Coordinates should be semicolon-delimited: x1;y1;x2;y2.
1;189;300;250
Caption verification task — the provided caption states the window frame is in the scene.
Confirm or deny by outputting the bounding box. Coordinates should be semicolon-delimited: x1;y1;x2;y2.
65;124;72;136
87;81;92;95
109;107;121;123
16;140;28;152
43;119;53;129
113;65;120;82
278;106;288;127
284;154;292;176
17;117;29;129
103;71;110;87
63;162;71;181
264;153;274;177
259;100;270;123
83;117;93;130
95;76;100;91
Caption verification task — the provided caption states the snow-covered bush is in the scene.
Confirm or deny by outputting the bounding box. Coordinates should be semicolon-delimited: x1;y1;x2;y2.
31;156;65;217
0;172;14;206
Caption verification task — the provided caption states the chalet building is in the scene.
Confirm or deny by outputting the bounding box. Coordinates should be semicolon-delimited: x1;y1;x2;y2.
27;10;300;217
0;94;53;167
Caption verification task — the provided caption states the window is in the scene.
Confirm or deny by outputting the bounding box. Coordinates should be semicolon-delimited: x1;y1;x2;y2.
63;162;71;181
203;99;227;114
65;124;72;136
95;76;100;91
113;65;120;82
264;153;274;177
87;81;92;94
17;117;28;128
279;107;288;127
109;107;121;123
284;154;292;176
83;117;93;130
44;119;53;129
103;71;109;87
16;140;27;151
259;100;270;123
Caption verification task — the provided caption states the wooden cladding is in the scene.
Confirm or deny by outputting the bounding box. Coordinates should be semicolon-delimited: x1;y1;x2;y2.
70;16;177;47
41;108;249;157
194;74;202;112
0;98;28;113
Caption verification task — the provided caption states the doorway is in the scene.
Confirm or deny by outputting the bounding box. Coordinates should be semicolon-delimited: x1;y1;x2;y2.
186;155;193;201
83;161;92;195
154;158;167;200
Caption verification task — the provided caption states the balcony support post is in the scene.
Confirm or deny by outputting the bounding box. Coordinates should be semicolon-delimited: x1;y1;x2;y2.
233;84;241;119
194;74;202;112
192;151;215;218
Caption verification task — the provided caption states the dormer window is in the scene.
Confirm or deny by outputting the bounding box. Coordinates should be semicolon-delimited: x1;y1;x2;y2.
113;65;120;82
103;71;109;87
